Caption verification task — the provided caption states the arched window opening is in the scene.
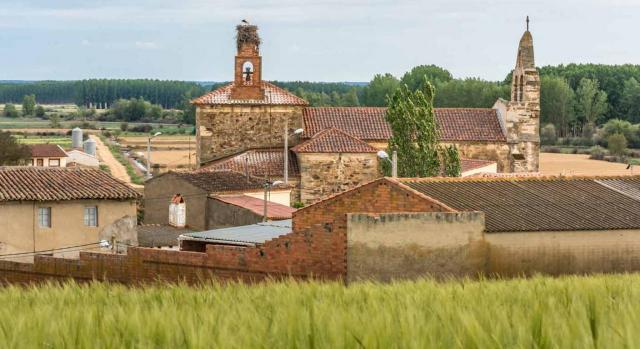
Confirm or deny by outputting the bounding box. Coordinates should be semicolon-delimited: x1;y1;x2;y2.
242;61;254;85
519;75;524;102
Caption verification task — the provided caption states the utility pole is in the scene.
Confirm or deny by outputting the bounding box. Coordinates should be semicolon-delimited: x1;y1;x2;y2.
284;120;288;184
392;151;398;178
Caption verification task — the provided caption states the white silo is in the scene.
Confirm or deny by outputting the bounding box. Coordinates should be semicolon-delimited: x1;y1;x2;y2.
83;138;97;156
71;127;83;148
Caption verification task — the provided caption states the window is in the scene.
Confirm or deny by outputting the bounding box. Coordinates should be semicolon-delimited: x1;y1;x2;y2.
49;159;60;167
84;206;98;227
30;159;34;166
38;207;51;228
36;159;44;167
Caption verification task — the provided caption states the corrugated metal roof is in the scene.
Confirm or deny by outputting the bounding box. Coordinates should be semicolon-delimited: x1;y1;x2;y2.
179;220;291;246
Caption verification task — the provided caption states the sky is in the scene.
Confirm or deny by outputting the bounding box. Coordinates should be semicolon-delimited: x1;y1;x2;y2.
0;0;638;82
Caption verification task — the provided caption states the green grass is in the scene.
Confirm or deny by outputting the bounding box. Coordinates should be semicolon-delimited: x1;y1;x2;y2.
12;134;72;148
101;136;144;185
3;275;640;348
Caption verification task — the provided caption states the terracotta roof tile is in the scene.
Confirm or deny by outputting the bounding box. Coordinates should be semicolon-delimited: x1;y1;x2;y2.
292;127;379;153
29;144;67;158
302;107;507;142
398;176;640;232
0;167;140;202
192;82;308;106
212;195;295;220
198;149;300;178
460;159;496;173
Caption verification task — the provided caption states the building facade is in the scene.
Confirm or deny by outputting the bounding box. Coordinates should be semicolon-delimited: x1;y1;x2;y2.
0;167;139;261
193;21;540;205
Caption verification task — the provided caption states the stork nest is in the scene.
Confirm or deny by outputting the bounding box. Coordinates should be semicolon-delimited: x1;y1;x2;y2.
236;25;261;50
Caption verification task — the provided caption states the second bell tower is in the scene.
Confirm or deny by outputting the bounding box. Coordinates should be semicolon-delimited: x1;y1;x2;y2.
230;23;265;100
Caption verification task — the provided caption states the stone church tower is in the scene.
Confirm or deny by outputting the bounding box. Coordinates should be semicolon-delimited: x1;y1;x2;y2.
495;17;541;172
192;23;308;166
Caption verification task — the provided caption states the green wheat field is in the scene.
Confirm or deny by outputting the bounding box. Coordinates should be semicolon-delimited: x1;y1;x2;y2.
1;275;640;348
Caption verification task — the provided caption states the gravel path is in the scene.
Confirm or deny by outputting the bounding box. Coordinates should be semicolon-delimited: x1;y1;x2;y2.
91;135;131;183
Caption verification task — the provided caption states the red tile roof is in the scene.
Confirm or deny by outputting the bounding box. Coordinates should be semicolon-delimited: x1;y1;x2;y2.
29;144;67;158
0;167;140;202
292;128;379;153
191;82;308;106
302;107;507;142
212;195;295;220
198;149;300;178
460;159;496;173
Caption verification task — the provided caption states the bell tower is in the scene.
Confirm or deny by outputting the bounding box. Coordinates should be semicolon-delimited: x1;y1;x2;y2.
503;16;540;173
230;22;265;100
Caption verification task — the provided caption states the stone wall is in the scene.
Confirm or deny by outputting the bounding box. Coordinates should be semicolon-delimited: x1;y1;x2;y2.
442;141;512;172
347;212;487;282
196;105;304;165
206;198;265;229
297;152;381;205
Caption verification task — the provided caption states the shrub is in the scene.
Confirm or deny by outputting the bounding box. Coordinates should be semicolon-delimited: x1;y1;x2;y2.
540;124;557;145
607;133;628;157
589;145;606;160
3;104;19;118
130;124;153;133
542;146;561;154
35;105;46;118
120;122;129;132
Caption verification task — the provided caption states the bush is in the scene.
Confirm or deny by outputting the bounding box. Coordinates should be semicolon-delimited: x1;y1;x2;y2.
589;145;606;160
120;122;129;132
542;146;561;153
607;133;628;157
3;104;19;118
540;124;557;145
35;105;46;118
130;124;153;133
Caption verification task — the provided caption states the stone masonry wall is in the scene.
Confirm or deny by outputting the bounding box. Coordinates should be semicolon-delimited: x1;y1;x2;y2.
196;105;304;165
297;153;381;205
441;141;512;173
505;68;541;172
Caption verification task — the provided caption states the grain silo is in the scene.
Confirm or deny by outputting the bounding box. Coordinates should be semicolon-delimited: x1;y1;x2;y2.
83;138;97;156
71;127;83;148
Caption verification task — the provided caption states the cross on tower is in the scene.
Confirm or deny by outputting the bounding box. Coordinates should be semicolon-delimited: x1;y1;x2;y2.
243;66;254;82
526;16;530;31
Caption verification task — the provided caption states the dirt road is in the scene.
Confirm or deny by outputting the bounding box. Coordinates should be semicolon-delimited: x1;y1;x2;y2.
91;135;132;183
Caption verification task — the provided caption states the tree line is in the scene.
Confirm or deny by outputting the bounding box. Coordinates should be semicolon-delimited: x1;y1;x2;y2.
0;79;206;109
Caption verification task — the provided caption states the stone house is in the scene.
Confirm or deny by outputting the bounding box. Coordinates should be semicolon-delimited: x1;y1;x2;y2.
27;144;68;167
192;21;539;205
0;167;140;261
144;170;294;231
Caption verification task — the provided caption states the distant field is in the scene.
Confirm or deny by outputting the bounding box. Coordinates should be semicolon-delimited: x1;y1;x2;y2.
3;275;640;347
121;135;196;169
12;134;72;148
540;153;637;176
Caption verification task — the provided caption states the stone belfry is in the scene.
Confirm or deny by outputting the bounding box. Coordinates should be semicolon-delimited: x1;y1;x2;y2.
503;16;541;172
230;22;265;100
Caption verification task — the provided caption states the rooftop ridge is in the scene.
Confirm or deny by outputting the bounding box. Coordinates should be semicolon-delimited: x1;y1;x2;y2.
291;127;378;153
397;174;640;183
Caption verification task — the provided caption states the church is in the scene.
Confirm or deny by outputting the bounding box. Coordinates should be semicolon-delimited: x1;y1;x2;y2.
192;21;540;205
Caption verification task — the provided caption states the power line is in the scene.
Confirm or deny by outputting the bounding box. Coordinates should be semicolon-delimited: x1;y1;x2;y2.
0;242;102;259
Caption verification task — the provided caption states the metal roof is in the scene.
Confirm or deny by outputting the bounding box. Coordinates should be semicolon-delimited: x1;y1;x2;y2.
179;220;292;246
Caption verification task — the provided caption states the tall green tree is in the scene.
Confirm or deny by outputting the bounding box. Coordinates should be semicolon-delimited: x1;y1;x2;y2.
575;78;608;129
540;76;575;137
0;131;30;165
401;65;453;91
3;103;19;118
22;94;36;116
621;78;640;123
362;74;400;106
384;81;459;177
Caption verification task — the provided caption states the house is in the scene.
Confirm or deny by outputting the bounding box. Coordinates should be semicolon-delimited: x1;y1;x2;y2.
27;144;68;167
0;167;140;261
144;169;293;231
193;20;540;204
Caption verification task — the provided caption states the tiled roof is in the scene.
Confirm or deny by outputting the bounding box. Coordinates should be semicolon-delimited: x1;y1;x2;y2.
0;167;140;202
199;149;300;178
292;127;379;153
180;220;292;246
169;170;268;194
460;159;496;173
398;176;640;233
302;107;507;142
137;225;193;248
191;82;308;106
29;144;67;158
212;195;295;220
